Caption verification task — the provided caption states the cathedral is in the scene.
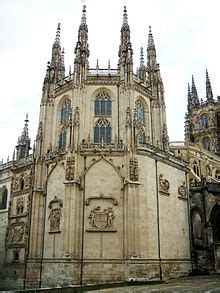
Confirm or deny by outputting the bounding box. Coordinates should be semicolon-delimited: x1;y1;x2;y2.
0;5;219;290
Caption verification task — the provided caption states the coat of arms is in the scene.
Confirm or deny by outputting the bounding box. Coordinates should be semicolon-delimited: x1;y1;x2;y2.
87;206;116;232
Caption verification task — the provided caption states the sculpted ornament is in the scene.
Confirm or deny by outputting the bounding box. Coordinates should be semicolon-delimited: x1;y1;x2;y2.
159;174;170;195
16;197;24;215
130;158;139;181
11;225;24;243
87;206;116;232
65;156;75;181
73;106;80;126
48;196;63;233
178;182;187;199
125;107;132;127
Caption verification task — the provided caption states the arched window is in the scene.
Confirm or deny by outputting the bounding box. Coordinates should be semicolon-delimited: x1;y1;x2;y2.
203;137;211;151
20;178;24;190
61;100;71;124
136;100;145;125
210;205;220;242
0;186;7;210
137;127;146;143
192;161;200;176
94;119;111;143
94;92;111;116
59;129;66;151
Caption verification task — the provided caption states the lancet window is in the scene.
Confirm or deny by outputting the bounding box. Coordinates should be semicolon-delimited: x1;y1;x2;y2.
94;92;111;116
136;100;145;125
0;186;7;210
201;115;209;129
61;100;71;124
59;129;66;151
192;161;200;177
94;119;111;143
137;127;146;143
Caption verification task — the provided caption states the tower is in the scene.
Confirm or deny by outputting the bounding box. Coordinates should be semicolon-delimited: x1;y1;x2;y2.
185;70;220;154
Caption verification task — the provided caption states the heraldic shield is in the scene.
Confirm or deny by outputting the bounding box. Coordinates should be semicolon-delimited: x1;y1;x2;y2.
87;206;116;232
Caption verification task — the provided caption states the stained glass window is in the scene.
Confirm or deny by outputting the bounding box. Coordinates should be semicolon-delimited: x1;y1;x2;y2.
136;100;145;125
95;92;111;116
94;119;111;143
61;100;71;124
59;130;67;150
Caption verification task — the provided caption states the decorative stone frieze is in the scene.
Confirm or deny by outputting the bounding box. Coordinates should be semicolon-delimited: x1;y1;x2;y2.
65;156;75;181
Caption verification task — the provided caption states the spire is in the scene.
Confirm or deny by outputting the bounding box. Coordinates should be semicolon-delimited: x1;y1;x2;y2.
118;6;133;85
137;47;147;81
206;69;213;101
140;47;145;67
42;23;65;100
16;114;31;160
191;75;199;106
187;83;192;112
147;26;157;72
73;5;89;84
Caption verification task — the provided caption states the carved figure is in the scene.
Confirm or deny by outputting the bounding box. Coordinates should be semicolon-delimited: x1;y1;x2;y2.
11;226;24;243
159;174;170;194
48;196;63;233
48;208;61;232
66;156;75;180
16;197;24;215
130;158;139;181
178;182;186;198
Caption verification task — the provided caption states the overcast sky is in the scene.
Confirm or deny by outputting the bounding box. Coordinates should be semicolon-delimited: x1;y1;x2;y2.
1;0;220;162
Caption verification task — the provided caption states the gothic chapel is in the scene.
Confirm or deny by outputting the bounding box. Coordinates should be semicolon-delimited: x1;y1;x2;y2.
0;6;191;289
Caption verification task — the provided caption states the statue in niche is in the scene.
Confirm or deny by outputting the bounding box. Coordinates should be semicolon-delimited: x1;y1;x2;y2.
16;197;24;215
48;196;63;233
159;174;170;194
88;206;115;231
65;156;75;181
130;158;139;181
11;225;24;243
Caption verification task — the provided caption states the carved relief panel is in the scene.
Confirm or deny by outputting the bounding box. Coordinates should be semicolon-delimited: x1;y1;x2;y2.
178;182;187;200
86;193;117;232
6;222;26;248
129;158;139;181
48;196;63;233
159;174;170;195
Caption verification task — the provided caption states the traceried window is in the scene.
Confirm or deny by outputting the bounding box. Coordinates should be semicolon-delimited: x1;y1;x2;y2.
136;100;145;125
59;129;66;151
95;92;111;116
94;119;111;143
0;186;8;210
61;100;71;124
201;115;209;129
203;137;211;151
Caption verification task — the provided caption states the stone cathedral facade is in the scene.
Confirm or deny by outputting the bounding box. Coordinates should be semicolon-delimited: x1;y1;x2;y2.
0;6;192;289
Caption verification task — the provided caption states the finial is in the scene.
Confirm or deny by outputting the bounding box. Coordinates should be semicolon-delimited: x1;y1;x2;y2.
187;83;191;97
123;6;128;26
81;5;87;25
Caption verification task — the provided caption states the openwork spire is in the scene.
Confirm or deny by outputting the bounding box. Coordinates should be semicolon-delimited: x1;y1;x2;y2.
206;69;213;101
140;47;145;67
54;23;61;46
148;26;156;51
81;5;87;26
122;6;129;27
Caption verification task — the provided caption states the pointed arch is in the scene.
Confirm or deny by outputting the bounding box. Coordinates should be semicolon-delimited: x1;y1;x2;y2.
94;118;111;143
82;156;123;182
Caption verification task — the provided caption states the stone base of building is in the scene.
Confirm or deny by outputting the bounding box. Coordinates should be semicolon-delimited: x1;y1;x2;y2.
0;258;191;290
